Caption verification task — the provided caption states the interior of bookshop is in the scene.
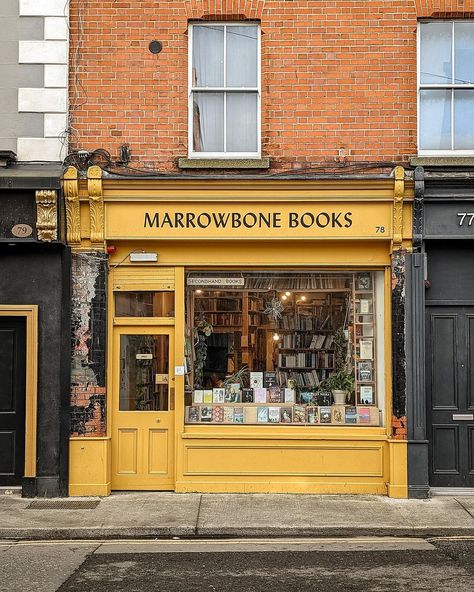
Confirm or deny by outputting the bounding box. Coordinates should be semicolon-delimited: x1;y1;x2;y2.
185;270;382;426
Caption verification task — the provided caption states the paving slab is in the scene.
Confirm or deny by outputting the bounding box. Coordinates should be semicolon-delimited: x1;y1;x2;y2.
387;497;474;534
0;492;201;540
196;494;412;536
0;544;97;592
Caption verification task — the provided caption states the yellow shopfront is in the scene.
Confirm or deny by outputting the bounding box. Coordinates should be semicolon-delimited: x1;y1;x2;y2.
66;167;412;498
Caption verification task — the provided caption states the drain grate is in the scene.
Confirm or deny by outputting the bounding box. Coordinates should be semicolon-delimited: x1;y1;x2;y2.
27;499;100;510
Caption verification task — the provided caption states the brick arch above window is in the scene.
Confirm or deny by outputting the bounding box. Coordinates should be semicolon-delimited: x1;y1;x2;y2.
415;0;474;17
185;0;265;20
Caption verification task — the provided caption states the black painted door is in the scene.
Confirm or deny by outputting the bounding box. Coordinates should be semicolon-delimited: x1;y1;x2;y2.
426;306;474;487
0;318;26;486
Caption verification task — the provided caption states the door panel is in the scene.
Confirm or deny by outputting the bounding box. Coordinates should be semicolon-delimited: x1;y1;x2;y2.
112;326;175;490
431;315;457;409
0;318;26;486
432;425;459;474
427;306;474;487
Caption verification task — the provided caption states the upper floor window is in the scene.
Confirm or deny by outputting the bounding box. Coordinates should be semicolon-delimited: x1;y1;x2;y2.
189;23;260;158
419;21;474;154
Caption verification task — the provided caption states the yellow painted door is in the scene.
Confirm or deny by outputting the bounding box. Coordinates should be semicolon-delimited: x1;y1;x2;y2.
112;326;175;490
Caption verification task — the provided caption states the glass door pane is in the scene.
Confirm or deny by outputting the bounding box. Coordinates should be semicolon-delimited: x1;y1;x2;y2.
119;334;169;411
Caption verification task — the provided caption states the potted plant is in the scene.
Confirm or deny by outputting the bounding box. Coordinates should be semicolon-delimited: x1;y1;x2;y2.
323;370;354;405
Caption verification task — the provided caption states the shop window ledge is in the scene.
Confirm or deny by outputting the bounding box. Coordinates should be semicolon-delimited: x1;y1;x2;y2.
178;157;270;170
410;156;474;167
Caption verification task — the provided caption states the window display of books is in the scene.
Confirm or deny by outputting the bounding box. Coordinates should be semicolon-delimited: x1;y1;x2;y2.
185;373;380;425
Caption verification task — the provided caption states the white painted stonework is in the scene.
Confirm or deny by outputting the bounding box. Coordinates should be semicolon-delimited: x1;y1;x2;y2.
17;137;64;161
18;0;69;161
44;17;68;40
19;0;67;17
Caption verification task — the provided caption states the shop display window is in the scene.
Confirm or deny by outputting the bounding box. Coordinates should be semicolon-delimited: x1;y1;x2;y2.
184;271;383;426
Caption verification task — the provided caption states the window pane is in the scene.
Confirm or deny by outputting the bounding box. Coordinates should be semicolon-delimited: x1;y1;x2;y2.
119;334;169;411
226;25;258;87
455;22;474;84
226;93;258;152
192;25;224;87
115;292;174;317
420;22;452;84
193;92;224;152
420;90;451;150
454;90;474;149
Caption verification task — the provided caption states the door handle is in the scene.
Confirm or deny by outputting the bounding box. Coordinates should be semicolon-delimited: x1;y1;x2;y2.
156;417;161;423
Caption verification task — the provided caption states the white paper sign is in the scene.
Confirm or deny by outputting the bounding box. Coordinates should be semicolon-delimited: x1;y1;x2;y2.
136;353;153;360
174;365;185;375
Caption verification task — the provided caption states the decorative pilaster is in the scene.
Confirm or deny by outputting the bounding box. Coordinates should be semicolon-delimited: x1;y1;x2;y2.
35;190;58;242
87;166;104;245
392;166;405;251
63;166;81;245
413;167;425;250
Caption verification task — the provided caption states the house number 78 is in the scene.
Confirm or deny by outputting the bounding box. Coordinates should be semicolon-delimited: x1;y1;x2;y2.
457;213;474;226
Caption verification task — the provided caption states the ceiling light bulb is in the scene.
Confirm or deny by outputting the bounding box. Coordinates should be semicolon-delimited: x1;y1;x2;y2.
281;295;287;301
273;333;280;341
195;289;202;294
301;295;306;301
285;291;291;296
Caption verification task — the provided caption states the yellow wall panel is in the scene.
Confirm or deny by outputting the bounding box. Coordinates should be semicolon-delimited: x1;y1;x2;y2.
69;438;111;497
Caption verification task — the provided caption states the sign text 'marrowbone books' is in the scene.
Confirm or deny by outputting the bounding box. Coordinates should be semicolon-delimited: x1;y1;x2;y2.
144;210;353;230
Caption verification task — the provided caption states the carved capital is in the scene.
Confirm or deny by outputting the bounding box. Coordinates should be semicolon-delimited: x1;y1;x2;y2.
63;166;81;245
392;166;405;250
87;166;104;245
35;190;58;242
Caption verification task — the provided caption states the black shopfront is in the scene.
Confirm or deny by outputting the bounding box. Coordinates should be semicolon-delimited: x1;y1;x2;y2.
0;164;71;497
407;167;474;497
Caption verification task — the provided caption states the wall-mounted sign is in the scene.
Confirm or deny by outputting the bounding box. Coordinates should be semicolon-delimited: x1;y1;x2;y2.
136;353;153;360
11;224;33;238
425;202;474;239
105;202;393;240
155;374;168;384
187;277;245;287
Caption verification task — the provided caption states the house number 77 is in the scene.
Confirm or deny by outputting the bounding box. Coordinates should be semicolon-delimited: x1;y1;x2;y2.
457;213;474;226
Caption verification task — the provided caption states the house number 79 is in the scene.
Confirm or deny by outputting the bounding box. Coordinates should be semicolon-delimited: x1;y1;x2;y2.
457;213;474;226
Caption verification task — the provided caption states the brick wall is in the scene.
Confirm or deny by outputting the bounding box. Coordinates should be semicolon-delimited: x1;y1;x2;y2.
68;0;425;172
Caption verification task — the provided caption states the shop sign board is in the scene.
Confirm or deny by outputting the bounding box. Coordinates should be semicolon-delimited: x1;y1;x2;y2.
425;201;474;239
106;202;393;240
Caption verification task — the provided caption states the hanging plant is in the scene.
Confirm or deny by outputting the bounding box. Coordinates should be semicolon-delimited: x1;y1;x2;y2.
193;319;213;388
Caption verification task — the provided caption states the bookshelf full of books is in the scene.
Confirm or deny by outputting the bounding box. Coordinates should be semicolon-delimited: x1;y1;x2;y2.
185;271;381;427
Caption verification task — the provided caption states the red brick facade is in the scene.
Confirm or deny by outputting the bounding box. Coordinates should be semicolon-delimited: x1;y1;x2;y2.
68;0;426;172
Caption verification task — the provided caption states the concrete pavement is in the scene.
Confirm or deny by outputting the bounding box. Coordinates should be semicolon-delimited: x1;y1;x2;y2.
2;491;474;540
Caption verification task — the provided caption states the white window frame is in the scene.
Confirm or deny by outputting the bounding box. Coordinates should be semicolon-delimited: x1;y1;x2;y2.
188;22;261;159
418;20;474;156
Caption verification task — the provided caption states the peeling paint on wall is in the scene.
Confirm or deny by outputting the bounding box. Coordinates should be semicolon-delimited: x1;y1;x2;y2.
70;251;107;436
391;249;407;439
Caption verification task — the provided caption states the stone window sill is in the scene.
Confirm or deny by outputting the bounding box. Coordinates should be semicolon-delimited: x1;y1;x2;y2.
178;157;270;170
410;156;474;167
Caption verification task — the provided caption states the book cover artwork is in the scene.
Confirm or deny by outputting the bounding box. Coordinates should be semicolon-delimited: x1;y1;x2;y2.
200;406;213;422
345;406;358;424
359;385;374;405
280;407;293;423
268;407;281;423
306;406;319;424
250;372;264;388
268;386;282;403
212;406;224;422
293;405;306;423
193;390;203;404
254;387;267;403
242;388;254;403
223;407;234;423
187;406;200;422
203;390;213;403
233;406;244;423
359;340;373;360
284;388;296;403
320;406;332;423
264;371;278;388
332;405;345;424
257;406;269;423
358;362;372;382
213;388;225;403
225;383;241;403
